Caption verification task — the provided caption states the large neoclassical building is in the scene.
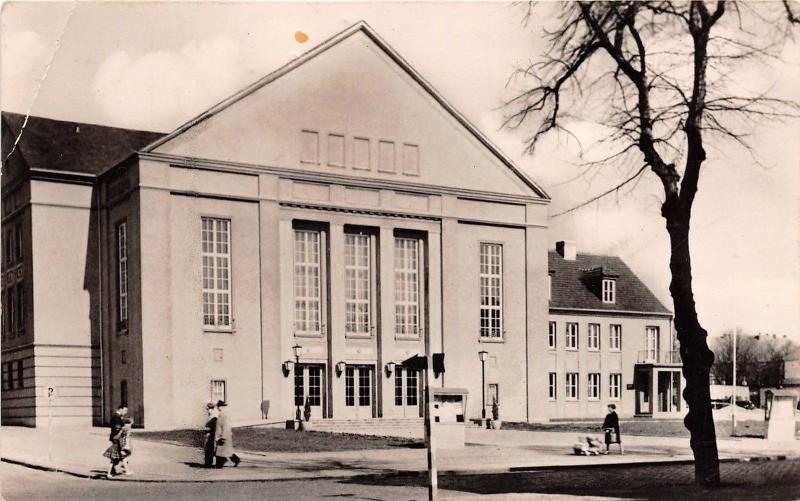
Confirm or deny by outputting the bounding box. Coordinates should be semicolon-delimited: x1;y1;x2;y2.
1;22;678;429
1;22;552;429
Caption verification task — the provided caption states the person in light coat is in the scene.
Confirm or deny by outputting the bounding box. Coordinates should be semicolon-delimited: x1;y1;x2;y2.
214;400;240;468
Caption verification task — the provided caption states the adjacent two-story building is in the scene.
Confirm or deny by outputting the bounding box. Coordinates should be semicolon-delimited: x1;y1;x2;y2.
1;21;680;429
544;241;682;419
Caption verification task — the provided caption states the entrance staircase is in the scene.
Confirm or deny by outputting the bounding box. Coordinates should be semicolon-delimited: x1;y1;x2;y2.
310;417;424;438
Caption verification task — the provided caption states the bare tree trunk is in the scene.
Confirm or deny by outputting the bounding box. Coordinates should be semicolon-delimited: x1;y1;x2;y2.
664;203;720;487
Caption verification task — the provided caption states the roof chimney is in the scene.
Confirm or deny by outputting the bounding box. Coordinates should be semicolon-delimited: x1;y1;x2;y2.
556;241;576;261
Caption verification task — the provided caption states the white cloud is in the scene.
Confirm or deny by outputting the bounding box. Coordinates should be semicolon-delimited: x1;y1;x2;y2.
90;36;249;131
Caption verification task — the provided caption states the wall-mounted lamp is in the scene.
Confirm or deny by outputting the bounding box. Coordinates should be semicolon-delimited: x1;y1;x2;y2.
336;361;346;377
385;361;396;377
282;360;294;377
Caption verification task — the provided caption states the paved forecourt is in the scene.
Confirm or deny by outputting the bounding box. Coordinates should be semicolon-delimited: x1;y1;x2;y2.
1;425;798;483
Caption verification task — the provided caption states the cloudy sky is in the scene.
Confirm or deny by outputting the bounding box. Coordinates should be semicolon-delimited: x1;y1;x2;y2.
3;1;798;341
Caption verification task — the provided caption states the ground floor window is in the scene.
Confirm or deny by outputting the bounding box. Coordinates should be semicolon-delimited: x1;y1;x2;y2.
566;372;578;400
609;373;622;400
548;372;557;400
211;379;226;404
588;373;600;400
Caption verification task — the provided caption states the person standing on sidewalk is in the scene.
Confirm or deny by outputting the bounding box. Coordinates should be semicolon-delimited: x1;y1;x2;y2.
203;402;219;468
602;404;623;454
214;400;240;468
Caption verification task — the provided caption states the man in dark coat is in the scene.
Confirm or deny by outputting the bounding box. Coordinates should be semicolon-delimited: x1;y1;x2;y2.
602;404;623;454
203;402;219;468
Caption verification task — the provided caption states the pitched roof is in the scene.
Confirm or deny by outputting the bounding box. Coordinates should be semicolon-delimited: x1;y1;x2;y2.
1;112;165;176
143;21;549;200
549;250;672;315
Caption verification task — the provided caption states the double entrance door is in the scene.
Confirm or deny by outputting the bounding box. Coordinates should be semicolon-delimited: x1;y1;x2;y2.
343;365;376;419
294;364;326;419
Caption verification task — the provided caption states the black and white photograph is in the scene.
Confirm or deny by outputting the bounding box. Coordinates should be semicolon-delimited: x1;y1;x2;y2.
1;1;799;499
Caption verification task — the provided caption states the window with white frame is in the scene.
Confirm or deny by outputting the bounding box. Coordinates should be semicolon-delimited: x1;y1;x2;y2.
211;380;226;403
565;372;579;400
307;366;322;406
345;233;372;336
395;237;422;337
548;321;556;349
646;326;660;360
565;322;579;350
588;323;600;351
609;373;622;400
294;229;324;335
117;222;128;326
201;218;232;328
602;278;616;303
479;243;503;339
548;372;557;400
609;324;622;351
588;373;600;400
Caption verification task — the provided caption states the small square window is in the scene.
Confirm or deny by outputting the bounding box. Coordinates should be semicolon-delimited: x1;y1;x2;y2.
211;380;226;403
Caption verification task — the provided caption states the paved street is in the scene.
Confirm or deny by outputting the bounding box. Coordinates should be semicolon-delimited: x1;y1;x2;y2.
3;458;800;500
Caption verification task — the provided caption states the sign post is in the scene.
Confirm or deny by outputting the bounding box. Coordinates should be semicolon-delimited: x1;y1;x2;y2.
47;386;56;463
404;354;437;500
424;353;437;501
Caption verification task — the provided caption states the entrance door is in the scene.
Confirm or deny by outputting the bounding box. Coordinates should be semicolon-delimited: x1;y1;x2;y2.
635;369;651;415
394;368;422;417
345;366;375;418
294;364;325;419
656;370;681;414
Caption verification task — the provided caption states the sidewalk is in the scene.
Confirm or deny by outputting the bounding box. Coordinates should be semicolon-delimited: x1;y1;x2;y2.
2;425;799;483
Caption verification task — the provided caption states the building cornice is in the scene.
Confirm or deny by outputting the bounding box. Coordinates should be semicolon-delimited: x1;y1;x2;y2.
139;151;549;206
549;306;673;319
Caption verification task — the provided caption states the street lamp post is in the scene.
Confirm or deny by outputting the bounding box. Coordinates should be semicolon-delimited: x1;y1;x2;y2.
732;329;737;434
478;350;488;423
292;344;302;422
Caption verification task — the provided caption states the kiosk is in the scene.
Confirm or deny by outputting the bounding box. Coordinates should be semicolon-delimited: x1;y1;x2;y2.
432;388;469;449
764;389;798;442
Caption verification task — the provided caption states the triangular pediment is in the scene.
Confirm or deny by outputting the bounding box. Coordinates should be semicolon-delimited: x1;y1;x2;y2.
147;22;548;200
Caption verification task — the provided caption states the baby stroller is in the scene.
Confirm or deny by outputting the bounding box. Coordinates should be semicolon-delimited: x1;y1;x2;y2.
572;435;603;455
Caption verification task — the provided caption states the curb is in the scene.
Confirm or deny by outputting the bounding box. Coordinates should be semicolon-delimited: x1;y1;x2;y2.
4;453;798;484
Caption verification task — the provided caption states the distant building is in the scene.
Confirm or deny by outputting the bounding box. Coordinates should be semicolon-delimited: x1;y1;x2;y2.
544;242;684;419
1;22;552;428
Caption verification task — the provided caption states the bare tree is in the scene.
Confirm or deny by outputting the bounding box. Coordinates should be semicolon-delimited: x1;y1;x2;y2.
712;331;798;390
505;1;798;486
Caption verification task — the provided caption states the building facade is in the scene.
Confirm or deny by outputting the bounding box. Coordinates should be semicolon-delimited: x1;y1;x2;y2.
541;242;683;419
2;23;553;429
1;22;680;429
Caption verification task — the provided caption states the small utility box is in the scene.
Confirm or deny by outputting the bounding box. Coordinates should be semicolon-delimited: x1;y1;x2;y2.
764;389;798;442
432;387;468;449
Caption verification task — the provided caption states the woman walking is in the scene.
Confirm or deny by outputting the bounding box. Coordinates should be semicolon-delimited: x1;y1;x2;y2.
104;405;131;476
214;401;240;468
203;402;219;468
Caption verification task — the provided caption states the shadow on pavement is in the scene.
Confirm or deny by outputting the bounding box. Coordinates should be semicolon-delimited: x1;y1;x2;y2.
341;460;800;500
